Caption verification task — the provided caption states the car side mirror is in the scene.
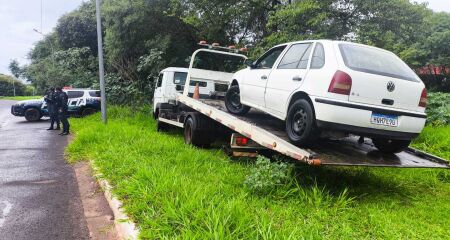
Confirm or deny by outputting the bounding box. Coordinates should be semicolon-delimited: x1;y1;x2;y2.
244;59;256;69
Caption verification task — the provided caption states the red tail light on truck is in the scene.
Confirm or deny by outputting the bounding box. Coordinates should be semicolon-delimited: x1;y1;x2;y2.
419;88;427;108
328;70;352;95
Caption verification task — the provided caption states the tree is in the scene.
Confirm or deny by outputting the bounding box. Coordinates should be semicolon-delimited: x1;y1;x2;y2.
8;59;23;79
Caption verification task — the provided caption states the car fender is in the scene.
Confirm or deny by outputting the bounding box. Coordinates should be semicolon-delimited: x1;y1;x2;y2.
284;90;316;120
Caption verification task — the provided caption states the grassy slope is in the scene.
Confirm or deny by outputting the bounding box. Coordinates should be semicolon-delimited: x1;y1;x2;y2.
67;107;450;239
0;96;41;101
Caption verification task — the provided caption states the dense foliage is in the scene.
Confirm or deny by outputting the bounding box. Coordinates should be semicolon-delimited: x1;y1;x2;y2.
14;0;450;103
426;92;450;126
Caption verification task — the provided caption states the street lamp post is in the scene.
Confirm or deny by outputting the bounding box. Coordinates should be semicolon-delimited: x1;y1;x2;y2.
96;0;107;124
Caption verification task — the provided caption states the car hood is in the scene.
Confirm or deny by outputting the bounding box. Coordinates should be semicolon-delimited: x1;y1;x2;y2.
17;98;44;105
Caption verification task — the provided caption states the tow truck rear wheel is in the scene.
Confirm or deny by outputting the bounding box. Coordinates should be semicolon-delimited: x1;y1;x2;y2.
24;108;42;122
225;85;250;115
372;138;411;154
183;114;214;147
285;99;318;146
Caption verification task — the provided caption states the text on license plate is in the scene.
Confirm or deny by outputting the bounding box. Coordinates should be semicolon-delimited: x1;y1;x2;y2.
370;113;398;127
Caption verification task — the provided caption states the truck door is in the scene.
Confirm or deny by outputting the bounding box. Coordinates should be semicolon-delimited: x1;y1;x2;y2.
265;43;313;116
241;46;286;107
153;73;164;111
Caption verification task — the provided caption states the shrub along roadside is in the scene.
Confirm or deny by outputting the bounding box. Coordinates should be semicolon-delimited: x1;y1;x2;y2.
66;107;450;239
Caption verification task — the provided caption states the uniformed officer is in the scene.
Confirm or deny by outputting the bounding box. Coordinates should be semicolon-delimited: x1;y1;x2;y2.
44;87;60;130
55;87;70;135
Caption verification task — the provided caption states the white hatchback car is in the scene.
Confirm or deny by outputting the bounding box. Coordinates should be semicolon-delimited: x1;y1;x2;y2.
225;40;427;153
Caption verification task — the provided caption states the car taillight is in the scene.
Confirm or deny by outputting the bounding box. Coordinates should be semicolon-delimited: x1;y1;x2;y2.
328;70;352;95
419;88;427;108
236;137;249;146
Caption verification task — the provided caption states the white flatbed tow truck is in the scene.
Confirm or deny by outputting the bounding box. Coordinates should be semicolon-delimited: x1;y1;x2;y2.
156;44;449;169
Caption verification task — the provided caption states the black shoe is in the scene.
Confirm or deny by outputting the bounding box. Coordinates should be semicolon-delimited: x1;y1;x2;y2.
58;132;65;135
47;128;54;130
60;132;70;136
55;127;61;130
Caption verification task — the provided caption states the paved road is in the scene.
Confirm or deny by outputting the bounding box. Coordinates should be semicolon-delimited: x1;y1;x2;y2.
0;100;89;239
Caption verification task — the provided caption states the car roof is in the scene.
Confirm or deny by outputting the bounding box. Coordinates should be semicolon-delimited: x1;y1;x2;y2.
272;39;393;54
64;89;99;91
161;67;189;73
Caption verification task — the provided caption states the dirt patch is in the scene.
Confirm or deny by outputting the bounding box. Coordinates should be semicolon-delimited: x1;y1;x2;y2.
74;161;118;240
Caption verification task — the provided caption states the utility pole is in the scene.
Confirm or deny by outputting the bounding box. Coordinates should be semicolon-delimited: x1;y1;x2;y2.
96;0;107;123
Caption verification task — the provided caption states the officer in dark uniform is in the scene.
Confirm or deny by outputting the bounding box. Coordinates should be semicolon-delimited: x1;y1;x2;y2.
44;87;60;130
55;87;70;135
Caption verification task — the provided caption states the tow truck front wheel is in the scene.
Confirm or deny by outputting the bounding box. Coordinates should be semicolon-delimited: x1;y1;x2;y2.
372;138;411;154
286;99;318;146
24;108;42;122
225;85;250;115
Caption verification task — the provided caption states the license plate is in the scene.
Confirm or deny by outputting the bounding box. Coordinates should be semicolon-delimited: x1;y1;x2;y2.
370;113;398;127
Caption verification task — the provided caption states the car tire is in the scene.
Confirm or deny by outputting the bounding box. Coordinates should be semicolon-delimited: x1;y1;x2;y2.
372;138;411;154
225;85;250;115
81;108;96;117
183;114;214;147
24;108;42;122
285;99;318;146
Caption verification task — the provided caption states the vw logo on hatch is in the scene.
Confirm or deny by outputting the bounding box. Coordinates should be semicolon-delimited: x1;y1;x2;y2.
387;81;395;92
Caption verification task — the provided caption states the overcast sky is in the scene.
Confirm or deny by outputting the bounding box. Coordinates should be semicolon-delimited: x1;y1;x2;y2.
0;0;449;76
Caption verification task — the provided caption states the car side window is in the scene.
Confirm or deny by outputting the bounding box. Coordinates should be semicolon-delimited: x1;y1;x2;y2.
156;74;163;88
67;91;84;98
278;43;312;69
311;43;325;69
255;46;286;69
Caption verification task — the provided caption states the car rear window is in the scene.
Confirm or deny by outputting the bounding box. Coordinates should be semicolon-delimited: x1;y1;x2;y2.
89;91;100;97
339;44;418;82
67;91;84;98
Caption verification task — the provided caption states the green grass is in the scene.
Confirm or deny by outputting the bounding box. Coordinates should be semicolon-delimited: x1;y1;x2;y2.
0;95;41;101
412;125;450;160
67;107;450;239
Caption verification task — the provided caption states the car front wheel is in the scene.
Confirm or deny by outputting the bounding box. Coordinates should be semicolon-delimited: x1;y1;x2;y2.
24;108;42;122
372;138;411;154
285;99;318;146
225;85;250;115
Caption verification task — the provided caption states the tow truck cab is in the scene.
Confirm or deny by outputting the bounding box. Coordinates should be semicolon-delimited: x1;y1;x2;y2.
153;67;229;118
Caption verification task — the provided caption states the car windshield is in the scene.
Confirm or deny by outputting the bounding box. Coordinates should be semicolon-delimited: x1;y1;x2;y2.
339;44;419;82
192;51;245;73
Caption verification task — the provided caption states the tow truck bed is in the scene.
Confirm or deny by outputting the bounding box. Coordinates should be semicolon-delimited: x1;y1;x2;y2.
177;94;449;169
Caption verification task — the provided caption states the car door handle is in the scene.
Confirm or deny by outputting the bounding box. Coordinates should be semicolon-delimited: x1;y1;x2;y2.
292;76;302;81
261;75;268;80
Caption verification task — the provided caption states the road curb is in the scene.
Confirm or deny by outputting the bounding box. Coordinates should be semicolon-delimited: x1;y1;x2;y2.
92;164;140;240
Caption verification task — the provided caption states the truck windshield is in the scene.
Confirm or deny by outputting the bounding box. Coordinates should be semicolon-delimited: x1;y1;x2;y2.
192;51;245;73
173;72;187;85
339;44;419;82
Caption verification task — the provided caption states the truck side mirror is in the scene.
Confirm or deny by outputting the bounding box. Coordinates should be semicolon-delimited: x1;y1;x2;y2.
244;59;255;69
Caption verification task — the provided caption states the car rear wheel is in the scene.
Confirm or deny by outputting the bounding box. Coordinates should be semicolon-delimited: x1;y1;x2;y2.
285;99;318;146
372;138;411;154
81;108;96;117
24;108;42;122
225;85;250;115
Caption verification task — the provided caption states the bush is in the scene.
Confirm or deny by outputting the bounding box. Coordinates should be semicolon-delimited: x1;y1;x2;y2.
244;156;293;194
426;92;450;126
0;74;26;96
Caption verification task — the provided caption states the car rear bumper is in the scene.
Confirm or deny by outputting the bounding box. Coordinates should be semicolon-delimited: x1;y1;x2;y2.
312;97;426;140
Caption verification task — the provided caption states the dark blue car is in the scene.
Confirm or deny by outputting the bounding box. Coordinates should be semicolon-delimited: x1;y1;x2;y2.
11;89;101;122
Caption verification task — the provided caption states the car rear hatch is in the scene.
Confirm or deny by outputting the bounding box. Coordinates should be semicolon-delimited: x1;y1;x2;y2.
338;43;424;112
